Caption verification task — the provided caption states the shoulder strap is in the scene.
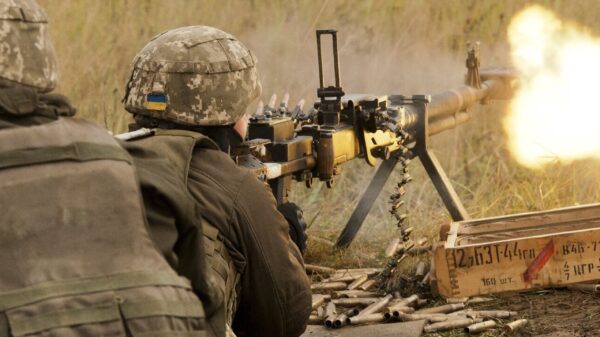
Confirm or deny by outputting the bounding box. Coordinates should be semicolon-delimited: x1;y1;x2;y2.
0;141;131;170
130;129;218;185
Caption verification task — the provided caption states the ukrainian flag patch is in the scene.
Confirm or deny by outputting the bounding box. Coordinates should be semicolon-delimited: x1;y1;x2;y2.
145;94;167;111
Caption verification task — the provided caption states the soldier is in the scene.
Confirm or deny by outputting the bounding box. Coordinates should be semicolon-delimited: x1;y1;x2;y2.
0;1;216;336
121;26;312;337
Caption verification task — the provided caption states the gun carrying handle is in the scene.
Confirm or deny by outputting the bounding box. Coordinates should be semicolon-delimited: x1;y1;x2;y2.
316;29;341;89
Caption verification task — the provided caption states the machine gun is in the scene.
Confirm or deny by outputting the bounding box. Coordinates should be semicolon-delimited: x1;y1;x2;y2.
234;29;516;249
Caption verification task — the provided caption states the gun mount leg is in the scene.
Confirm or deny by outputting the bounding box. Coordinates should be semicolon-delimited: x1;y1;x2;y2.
412;96;469;222
335;155;401;249
417;149;469;221
269;175;293;205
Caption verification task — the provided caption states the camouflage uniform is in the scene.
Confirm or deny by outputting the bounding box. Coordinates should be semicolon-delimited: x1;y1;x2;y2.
123;25;261;126
0;0;57;92
123;26;312;337
0;1;212;336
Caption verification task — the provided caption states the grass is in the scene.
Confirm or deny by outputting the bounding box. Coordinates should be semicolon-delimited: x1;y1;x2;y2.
37;1;600;336
41;0;600;291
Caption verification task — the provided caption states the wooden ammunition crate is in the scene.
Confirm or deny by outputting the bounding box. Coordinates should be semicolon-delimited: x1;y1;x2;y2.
434;203;600;298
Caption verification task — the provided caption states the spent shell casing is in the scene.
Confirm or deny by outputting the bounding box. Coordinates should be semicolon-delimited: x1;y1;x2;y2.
311;282;347;291
567;283;600;293
333;307;357;329
447;309;468;316
465;320;496;334
333;313;348;328
333;290;378;298
324;314;337;328
446;297;469;304
505;319;528;332
358;279;377;291
471;310;518;319
390;294;419;307
397;312;448;322
308;314;322;325
324;302;336;317
346;274;369;290
330;268;381;278
311;294;327;309
416;302;465;314
466;297;494;304
332;298;379;306
424;318;483;333
323;274;361;283
384;306;415;320
323;303;337;327
356;294;393;316
348;313;386;325
305;264;336;275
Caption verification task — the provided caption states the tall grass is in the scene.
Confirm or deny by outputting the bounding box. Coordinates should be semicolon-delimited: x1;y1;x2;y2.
39;0;600;266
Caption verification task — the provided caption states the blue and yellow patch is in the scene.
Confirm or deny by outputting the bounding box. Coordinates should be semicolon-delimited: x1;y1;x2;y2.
145;94;167;111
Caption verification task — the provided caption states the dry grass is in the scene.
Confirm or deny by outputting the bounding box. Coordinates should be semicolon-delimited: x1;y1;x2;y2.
40;0;600;269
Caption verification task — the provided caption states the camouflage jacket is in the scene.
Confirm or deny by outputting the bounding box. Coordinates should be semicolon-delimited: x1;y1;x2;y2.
187;138;312;337
126;129;312;337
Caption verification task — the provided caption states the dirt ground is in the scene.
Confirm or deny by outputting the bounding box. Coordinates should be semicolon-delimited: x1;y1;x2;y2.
430;289;600;337
307;242;600;337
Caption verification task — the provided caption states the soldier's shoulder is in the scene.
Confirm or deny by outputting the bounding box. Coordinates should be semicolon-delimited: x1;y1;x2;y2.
189;147;256;193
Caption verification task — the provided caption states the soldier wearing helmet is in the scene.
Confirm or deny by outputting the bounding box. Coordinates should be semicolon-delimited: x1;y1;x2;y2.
122;26;311;337
0;1;213;336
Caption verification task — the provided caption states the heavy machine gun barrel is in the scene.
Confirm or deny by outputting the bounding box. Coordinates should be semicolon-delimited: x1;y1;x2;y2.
235;29;517;248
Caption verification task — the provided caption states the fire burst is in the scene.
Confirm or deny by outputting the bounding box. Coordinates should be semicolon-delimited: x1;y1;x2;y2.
506;6;600;168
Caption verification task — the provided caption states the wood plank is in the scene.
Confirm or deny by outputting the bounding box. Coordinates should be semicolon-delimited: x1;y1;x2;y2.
455;219;600;246
456;203;600;236
435;203;600;298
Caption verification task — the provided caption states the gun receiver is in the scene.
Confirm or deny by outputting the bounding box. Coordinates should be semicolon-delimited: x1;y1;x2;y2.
234;30;516;248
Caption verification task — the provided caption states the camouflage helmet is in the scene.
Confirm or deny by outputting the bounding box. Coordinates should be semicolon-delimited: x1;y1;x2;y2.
0;0;58;92
123;25;262;126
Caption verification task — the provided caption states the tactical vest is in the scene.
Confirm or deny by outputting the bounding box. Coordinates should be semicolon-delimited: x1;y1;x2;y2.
128;129;240;326
0;118;206;336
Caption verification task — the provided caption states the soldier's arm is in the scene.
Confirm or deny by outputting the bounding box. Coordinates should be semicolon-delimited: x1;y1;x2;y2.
232;172;312;337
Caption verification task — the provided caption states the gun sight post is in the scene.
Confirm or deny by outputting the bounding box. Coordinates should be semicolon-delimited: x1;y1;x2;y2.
316;29;345;126
316;29;341;90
